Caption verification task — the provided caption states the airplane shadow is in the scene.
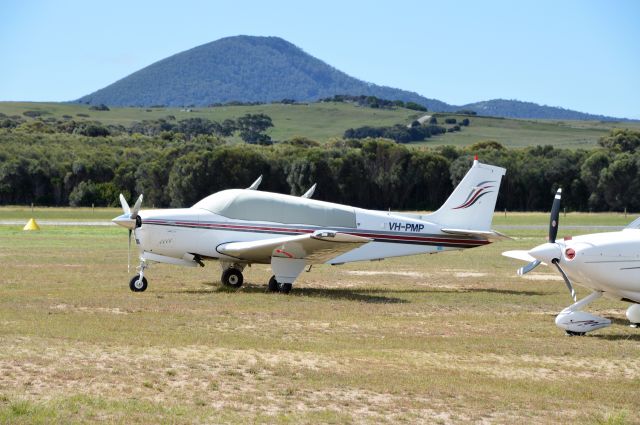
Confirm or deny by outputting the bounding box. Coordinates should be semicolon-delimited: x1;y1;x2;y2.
591;333;640;341
172;282;544;303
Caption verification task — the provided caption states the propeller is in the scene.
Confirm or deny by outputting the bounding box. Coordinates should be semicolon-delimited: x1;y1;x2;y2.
112;194;143;273
515;188;562;276
504;187;578;302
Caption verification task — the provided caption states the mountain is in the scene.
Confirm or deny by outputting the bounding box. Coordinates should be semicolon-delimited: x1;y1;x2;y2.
76;36;449;111
458;99;619;121
76;36;623;121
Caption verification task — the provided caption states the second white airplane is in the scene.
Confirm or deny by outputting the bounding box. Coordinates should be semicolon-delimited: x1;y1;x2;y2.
113;158;506;293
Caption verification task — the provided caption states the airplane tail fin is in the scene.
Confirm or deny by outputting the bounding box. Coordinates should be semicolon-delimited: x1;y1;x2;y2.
423;159;506;231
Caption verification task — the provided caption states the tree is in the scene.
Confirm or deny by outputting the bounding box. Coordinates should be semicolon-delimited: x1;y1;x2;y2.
236;113;273;144
405;102;427;112
598;129;640;153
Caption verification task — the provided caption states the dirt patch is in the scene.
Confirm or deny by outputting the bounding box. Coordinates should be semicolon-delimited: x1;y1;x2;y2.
454;272;487;278
346;271;428;278
50;303;129;315
522;273;564;281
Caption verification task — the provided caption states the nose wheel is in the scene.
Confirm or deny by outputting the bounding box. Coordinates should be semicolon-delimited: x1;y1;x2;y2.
129;275;148;292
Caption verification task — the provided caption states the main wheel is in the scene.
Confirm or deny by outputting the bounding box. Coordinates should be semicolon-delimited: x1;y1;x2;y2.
279;282;293;294
129;275;148;292
267;275;279;292
565;330;585;336
221;268;243;288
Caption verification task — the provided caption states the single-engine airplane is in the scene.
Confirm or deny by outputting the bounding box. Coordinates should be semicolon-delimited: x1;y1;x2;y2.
503;189;640;335
113;158;506;294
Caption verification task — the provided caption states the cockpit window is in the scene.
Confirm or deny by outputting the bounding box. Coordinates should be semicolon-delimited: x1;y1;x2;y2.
193;189;356;228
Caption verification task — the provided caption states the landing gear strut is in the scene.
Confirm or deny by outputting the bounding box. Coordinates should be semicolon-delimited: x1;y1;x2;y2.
129;258;148;292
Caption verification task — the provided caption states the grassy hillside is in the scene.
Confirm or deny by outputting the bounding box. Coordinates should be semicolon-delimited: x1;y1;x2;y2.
1;101;638;148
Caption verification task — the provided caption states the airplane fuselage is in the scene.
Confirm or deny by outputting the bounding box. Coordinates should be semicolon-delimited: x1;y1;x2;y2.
555;229;640;302
135;206;490;266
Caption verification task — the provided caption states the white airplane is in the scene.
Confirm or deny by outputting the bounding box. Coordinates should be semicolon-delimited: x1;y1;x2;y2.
503;189;640;335
112;158;506;294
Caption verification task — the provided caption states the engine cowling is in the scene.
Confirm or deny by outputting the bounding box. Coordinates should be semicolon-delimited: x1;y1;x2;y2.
626;304;640;325
555;310;611;333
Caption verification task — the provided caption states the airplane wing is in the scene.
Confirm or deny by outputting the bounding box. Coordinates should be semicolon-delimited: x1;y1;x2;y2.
441;228;511;240
216;230;371;264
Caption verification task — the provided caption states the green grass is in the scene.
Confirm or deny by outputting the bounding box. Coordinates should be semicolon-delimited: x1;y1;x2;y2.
0;101;420;143
0;210;638;423
2;101;638;148
414;115;640;149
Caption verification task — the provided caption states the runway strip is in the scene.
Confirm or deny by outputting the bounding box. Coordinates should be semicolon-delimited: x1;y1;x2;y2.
0;220;114;226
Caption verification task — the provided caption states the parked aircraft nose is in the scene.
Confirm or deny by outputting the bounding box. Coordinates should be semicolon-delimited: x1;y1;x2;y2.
528;242;562;264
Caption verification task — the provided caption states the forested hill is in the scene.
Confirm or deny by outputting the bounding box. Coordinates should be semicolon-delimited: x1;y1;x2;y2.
75;35;623;121
75;36;449;111
461;99;618;121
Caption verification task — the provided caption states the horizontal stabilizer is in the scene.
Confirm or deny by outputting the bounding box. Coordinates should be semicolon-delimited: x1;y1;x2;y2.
442;228;511;240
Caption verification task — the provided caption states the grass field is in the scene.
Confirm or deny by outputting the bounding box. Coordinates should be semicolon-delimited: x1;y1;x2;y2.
0;211;638;424
2;101;638;149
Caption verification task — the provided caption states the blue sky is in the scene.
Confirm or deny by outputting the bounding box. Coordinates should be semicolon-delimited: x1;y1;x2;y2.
1;0;638;118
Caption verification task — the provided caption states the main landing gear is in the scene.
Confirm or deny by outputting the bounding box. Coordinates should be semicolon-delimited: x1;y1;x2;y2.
220;262;245;288
219;265;292;294
267;275;292;294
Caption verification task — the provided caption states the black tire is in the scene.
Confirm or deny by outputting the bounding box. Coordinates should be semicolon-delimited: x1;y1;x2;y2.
279;282;293;294
267;276;279;292
221;268;243;288
129;275;148;292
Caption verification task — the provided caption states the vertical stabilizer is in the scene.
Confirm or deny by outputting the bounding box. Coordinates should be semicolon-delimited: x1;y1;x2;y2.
424;160;506;231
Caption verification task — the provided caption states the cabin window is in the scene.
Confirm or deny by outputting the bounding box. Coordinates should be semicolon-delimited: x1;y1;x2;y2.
193;189;356;228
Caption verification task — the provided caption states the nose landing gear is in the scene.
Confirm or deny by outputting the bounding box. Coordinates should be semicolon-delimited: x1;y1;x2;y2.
129;258;149;292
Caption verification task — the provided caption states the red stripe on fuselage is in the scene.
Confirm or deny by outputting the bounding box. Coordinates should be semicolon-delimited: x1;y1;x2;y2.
142;219;490;247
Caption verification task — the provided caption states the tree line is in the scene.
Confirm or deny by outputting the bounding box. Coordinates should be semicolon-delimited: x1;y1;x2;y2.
1;125;639;212
1;112;273;144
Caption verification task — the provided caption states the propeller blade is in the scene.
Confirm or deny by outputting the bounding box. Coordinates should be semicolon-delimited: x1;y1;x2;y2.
131;194;143;217
552;259;577;302
119;193;130;215
549;188;562;243
502;250;537;263
517;260;541;276
128;229;132;274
